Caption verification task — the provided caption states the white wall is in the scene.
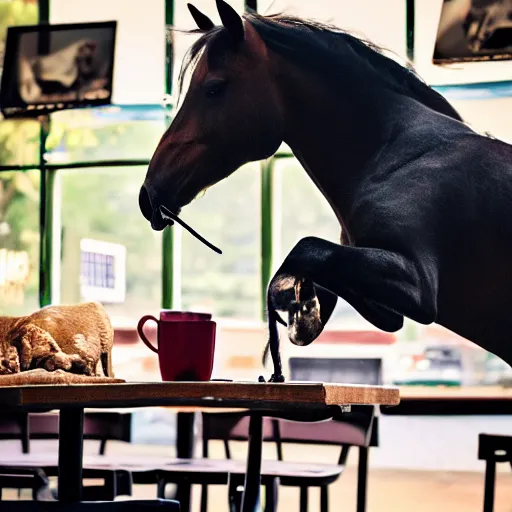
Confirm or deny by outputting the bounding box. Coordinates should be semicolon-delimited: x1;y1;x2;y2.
50;0;166;105
262;0;407;58
414;0;512;86
452;97;512;142
376;415;512;472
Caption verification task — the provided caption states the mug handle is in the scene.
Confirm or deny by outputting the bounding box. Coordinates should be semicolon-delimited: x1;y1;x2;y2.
137;315;159;353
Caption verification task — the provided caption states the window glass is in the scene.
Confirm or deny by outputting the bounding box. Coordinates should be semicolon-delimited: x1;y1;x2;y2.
0;0;40;167
180;162;260;320
59;166;162;326
0;1;40;315
0;170;40;315
46;107;166;164
275;156;374;329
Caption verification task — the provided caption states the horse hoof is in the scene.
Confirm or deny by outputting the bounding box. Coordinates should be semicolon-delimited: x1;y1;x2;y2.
269;373;285;383
287;296;323;346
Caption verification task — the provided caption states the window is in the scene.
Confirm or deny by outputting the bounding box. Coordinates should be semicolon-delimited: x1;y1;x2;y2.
80;238;126;302
0;170;40;317
0;0;39;316
275;156;375;329
180;162;261;320
60;166;162;325
46;107;166;164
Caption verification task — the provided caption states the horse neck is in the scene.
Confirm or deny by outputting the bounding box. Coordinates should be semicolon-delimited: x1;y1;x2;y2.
274;55;410;221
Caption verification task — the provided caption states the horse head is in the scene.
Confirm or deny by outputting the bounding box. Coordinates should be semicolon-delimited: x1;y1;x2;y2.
139;0;284;232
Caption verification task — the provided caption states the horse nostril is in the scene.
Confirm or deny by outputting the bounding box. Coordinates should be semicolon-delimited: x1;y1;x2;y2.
139;185;153;221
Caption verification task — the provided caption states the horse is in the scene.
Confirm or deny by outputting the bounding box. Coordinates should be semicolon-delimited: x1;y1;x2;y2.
139;0;512;382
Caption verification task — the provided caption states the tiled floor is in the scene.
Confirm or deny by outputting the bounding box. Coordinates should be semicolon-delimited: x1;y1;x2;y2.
2;440;511;512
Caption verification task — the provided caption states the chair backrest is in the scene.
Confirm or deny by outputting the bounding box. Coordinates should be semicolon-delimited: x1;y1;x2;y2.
478;434;512;463
201;406;377;464
275;406;378;448
0;414;28;440
29;412;132;442
200;412;276;459
0;412;132;453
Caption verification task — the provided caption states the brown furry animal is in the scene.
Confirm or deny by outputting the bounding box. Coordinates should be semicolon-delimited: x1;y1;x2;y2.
0;302;114;377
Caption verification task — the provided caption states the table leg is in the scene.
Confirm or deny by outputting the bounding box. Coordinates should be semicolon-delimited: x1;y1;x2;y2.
241;413;263;512
58;408;84;502
18;412;30;454
175;412;195;512
356;446;369;512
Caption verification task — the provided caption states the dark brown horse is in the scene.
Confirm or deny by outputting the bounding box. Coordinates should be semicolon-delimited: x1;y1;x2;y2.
140;0;512;382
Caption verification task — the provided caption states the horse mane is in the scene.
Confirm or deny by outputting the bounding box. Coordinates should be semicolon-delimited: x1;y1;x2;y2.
177;12;463;122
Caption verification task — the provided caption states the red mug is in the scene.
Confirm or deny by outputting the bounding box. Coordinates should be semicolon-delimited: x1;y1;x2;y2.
137;311;216;381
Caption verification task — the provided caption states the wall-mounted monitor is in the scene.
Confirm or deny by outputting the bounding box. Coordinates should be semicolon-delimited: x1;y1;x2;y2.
434;0;512;64
0;20;117;118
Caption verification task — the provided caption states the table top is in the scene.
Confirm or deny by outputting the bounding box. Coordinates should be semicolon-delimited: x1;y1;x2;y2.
382;386;511;415
0;381;399;411
398;386;512;400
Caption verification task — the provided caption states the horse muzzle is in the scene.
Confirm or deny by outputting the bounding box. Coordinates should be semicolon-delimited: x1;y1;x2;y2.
139;184;180;231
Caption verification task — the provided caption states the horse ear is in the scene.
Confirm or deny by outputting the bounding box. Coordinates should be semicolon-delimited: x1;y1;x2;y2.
216;0;244;45
187;3;215;31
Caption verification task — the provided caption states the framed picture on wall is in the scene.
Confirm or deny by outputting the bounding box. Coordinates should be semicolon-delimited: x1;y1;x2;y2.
0;20;117;118
434;0;512;64
411;0;512;86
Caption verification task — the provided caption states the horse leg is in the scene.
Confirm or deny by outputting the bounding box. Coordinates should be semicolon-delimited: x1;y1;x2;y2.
265;278;403;382
263;279;337;382
266;236;437;380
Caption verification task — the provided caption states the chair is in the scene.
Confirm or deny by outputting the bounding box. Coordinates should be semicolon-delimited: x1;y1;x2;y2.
0;498;180;511
0;411;133;501
0;411;132;455
0;467;52;501
198;406;377;512
478;433;512;512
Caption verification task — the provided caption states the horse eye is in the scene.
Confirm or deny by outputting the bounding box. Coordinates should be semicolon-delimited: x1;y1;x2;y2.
204;80;227;98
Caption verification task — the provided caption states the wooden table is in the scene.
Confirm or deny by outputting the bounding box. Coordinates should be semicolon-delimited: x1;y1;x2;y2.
381;386;512;415
0;381;398;511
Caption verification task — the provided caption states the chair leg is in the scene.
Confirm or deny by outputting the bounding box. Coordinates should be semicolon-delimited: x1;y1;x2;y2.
320;485;328;512
176;479;192;512
229;475;243;512
19;413;30;454
99;439;107;455
116;471;133;497
300;486;308;512
157;478;166;499
483;459;496;512
264;477;279;512
200;484;208;512
104;472;117;501
33;470;51;502
357;447;369;512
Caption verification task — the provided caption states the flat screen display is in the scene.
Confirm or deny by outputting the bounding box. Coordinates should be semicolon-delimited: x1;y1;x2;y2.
433;0;512;63
0;21;117;118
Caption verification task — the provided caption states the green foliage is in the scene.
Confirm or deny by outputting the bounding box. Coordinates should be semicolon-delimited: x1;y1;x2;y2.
0;169;39;316
0;0;39;316
60;165;163;319
179;163;261;319
0;0;37;37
